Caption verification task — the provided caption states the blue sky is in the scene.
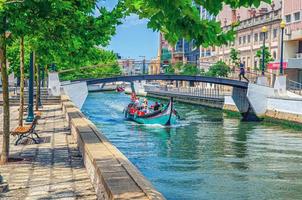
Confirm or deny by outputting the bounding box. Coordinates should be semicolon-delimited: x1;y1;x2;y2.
97;1;159;60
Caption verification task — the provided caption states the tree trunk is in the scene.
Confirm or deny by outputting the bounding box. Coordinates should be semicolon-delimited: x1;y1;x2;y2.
18;36;24;127
0;28;10;164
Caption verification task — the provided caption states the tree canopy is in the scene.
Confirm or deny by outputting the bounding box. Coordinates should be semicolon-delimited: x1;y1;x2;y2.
230;48;240;67
124;0;271;46
0;0;272;77
207;61;231;77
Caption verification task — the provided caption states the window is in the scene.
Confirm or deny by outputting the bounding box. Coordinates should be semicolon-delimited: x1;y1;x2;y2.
273;51;277;60
285;14;291;23
273;29;278;38
294;12;301;21
248;35;251;43
239;37;242;45
260;33;263;41
243;36;246;44
254;33;258;42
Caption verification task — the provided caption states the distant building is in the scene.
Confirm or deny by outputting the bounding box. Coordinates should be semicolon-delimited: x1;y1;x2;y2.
118;59;135;75
159;6;216;68
149;58;161;74
133;61;148;75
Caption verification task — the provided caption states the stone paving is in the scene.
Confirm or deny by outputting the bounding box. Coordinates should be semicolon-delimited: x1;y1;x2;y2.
0;105;98;200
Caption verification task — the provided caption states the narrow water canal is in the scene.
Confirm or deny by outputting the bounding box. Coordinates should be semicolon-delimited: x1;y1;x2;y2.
82;92;302;200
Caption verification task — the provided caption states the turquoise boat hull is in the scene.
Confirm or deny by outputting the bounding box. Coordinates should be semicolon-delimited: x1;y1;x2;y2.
124;99;177;126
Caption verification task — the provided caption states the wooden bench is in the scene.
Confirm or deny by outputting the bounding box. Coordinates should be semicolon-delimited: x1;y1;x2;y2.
35;111;42;119
11;116;40;145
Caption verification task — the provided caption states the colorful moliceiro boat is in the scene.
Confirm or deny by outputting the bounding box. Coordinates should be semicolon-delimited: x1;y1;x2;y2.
124;98;178;126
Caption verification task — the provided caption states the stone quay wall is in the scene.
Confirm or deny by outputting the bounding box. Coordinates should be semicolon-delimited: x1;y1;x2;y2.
61;95;165;200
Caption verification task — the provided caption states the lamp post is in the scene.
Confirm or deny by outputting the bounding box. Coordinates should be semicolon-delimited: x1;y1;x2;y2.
280;20;286;75
41;65;45;87
26;52;34;122
38;64;42;107
261;26;268;76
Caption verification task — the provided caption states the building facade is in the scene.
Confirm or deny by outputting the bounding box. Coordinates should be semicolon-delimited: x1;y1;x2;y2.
158;0;302;83
159;6;213;67
283;0;302;83
148;58;161;74
118;59;135;75
200;0;282;71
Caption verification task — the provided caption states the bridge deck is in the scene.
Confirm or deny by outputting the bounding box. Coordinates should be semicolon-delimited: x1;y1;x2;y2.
70;75;248;89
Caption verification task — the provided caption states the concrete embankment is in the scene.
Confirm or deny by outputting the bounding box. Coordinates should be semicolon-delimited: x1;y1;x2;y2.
61;95;165;200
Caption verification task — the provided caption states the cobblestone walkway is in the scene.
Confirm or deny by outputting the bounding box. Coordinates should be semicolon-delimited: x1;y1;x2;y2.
0;105;97;200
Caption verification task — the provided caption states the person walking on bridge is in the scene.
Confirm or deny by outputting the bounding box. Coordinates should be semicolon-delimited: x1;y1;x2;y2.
239;61;249;82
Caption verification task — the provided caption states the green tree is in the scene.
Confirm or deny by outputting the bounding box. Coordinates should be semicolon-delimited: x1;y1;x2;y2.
164;64;175;74
124;0;271;46
181;64;201;75
0;0;123;164
207;61;231;77
256;46;274;70
59;49;122;81
230;48;240;67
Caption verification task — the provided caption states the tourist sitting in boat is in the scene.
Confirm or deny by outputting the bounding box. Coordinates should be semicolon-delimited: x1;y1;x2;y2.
142;105;150;114
153;102;160;111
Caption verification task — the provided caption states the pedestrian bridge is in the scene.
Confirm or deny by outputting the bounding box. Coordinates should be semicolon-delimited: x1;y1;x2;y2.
60;74;255;121
73;74;248;89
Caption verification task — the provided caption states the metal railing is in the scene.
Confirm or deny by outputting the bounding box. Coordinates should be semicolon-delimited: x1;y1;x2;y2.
287;80;302;95
145;84;231;99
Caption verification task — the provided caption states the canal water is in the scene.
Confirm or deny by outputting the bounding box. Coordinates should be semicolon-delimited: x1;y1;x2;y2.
82;92;302;200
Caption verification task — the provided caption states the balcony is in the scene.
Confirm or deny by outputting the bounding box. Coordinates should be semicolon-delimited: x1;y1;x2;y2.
288;53;302;69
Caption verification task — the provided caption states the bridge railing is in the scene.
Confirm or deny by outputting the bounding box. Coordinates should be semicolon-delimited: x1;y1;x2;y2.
228;68;277;87
287;80;302;95
144;84;231;99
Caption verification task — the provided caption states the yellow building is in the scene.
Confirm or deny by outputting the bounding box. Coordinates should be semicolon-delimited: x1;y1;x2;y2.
148;58;161;74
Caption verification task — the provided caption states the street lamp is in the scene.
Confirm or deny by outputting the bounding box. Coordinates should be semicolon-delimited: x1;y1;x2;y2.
261;26;268;76
26;52;34;122
38;64;42;107
280;20;286;75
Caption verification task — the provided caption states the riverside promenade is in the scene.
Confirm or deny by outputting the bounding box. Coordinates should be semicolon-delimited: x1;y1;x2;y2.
0;105;99;199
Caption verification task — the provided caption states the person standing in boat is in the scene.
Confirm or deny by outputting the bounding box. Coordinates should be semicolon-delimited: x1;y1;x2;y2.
143;98;148;108
134;97;140;107
131;92;136;102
